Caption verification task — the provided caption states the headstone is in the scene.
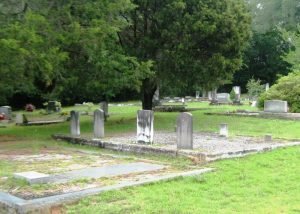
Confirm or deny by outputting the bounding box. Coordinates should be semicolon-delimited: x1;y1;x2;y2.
212;89;218;102
233;86;241;102
152;87;160;106
264;134;272;142
219;124;228;137
15;113;24;125
137;110;154;144
70;111;80;136
264;100;288;113
93;109;105;138
0;106;12;120
176;112;193;150
196;91;200;99
100;101;109;121
251;101;257;107
208;91;212;100
265;83;270;91
217;93;231;103
181;98;185;105
47;101;57;112
202;90;207;98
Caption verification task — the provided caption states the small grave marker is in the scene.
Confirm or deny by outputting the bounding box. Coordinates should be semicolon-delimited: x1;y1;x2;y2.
219;124;228;137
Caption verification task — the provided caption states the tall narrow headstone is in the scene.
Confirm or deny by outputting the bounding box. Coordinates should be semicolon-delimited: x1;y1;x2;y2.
265;83;270;91
219;123;228;137
70;111;80;136
137;110;154;144
208;91;212;100
152;87;160;107
233;86;241;102
177;112;193;150
100;101;109;121
196;91;200;99
94;109;105;138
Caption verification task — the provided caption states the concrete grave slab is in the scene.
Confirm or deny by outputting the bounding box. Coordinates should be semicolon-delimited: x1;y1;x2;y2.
49;162;165;184
14;171;50;184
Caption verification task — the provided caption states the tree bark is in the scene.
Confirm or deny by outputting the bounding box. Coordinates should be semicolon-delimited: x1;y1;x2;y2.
141;78;157;110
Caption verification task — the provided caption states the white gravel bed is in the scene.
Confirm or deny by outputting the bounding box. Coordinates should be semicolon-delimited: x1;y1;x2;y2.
106;132;300;155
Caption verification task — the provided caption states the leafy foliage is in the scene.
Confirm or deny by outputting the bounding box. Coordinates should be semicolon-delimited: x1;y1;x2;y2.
258;71;300;113
246;78;265;101
233;28;294;89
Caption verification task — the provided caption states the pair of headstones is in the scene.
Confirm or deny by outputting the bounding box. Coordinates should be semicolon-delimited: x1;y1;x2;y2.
137;110;193;149
70;109;105;138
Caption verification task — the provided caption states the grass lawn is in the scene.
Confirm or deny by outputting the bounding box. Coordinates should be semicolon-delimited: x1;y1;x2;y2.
1;101;300;139
66;146;300;214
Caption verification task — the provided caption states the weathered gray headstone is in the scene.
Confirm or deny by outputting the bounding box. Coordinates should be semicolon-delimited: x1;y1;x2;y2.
233;86;241;102
212;89;218;102
100;101;109;121
70;111;80;136
0;106;12;120
217;93;231;103
264;134;272;142
208;91;212;100
14;171;50;184
137;110;154;144
93;109;105;138
177;112;193;150
196;91;200;99
264;100;288;113
15;113;23;125
152;87;160;106
219;124;228;137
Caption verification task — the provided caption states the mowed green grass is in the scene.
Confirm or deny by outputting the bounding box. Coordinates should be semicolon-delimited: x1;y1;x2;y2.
66;146;300;214
1;101;300;140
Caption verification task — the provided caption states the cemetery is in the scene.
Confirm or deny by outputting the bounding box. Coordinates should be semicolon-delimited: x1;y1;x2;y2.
1;0;300;213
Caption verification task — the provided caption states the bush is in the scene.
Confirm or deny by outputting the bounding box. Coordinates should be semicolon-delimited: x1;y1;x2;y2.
258;71;300;112
246;78;265;101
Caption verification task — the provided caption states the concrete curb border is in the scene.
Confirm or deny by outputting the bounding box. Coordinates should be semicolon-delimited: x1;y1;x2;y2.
0;168;213;214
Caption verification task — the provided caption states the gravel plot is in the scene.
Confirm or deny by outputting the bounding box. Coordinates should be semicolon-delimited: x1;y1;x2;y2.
107;132;300;155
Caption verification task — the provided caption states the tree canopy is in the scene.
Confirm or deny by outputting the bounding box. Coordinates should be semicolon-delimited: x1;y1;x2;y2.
1;0;252;108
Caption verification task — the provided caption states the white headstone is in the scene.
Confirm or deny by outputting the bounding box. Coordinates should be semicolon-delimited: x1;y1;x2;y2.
264;100;288;113
177;112;193;150
217;93;231;103
219;124;228;137
70;111;80;136
137;110;154;144
94;109;105;138
15;113;23;125
196;91;200;99
265;83;270;91
208;91;212;100
0;106;12;120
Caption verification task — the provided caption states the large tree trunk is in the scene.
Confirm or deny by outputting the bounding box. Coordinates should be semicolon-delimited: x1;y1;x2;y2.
141;78;157;110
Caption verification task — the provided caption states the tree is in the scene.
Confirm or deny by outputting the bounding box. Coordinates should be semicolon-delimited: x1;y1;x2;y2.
233;28;294;89
247;0;300;33
121;0;251;109
0;0;152;106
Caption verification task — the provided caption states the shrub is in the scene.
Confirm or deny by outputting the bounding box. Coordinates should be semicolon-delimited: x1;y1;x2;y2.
246;78;265;101
258;71;300;112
